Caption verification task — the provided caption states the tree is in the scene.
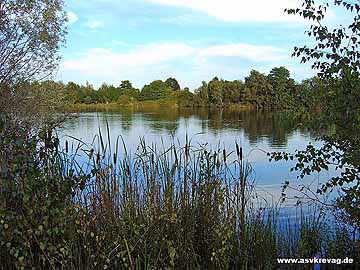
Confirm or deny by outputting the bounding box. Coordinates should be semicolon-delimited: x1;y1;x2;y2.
140;80;172;100
296;76;326;110
119;80;140;100
194;81;209;106
0;0;67;87
272;0;360;227
208;77;223;106
221;80;245;104
173;89;194;107
77;83;96;104
65;82;82;103
268;67;296;108
98;83;121;103
165;78;181;91
245;70;274;108
119;80;133;90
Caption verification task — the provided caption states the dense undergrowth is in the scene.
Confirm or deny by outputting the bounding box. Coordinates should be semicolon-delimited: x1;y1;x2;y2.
0;114;359;270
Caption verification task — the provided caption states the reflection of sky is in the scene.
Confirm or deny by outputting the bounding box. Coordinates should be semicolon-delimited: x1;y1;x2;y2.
58;110;334;202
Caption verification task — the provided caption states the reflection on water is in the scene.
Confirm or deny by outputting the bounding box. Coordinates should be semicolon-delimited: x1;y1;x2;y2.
60;107;326;202
63;107;311;146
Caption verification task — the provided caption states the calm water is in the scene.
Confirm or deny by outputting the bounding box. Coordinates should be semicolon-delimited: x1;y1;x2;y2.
59;107;330;203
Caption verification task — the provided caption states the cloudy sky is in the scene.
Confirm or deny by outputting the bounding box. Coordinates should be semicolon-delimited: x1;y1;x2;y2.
57;0;344;89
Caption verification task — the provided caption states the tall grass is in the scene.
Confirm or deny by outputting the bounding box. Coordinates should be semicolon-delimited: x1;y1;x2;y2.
0;117;359;269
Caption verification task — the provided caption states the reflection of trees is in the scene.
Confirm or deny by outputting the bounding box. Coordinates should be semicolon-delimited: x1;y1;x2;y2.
168;108;296;147
71;107;298;148
188;109;295;147
97;111;134;132
239;110;295;147
146;120;179;134
140;108;180;134
118;111;133;131
207;109;224;134
135;108;296;147
190;109;291;146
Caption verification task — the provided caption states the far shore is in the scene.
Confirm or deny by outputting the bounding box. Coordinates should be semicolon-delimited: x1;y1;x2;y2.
66;100;255;112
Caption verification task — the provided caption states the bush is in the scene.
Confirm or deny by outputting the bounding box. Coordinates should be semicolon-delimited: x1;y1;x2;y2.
117;95;136;105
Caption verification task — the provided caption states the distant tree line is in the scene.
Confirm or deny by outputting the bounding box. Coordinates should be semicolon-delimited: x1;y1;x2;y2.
26;67;327;110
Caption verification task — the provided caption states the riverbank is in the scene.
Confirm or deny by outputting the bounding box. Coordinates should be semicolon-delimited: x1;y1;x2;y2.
66;100;254;112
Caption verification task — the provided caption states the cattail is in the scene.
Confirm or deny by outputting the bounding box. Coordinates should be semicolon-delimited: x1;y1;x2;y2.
185;143;189;159
96;152;100;164
89;148;94;160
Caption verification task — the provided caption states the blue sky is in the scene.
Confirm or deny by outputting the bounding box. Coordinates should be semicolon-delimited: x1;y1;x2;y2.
57;0;345;90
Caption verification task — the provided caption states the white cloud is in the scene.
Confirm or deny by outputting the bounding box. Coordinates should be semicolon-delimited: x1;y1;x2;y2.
87;20;105;29
62;43;195;76
60;42;291;88
66;11;79;24
199;44;287;62
145;0;301;22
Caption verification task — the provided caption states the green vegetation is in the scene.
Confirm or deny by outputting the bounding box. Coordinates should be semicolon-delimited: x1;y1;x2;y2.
1;0;360;269
64;80;140;104
0;0;67;123
25;67;324;110
139;80;173;101
165;77;181;91
270;0;360;229
0;0;66;87
1;121;359;269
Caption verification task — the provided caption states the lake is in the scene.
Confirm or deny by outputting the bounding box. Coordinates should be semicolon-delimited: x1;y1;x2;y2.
59;107;329;205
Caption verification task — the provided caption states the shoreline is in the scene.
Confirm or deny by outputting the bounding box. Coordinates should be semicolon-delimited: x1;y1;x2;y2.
65;101;255;112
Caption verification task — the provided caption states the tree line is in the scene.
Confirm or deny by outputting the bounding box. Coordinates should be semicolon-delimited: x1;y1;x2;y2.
27;66;326;110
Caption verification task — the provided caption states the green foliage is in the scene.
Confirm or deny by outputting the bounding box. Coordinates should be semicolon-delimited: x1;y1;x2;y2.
171;89;194;107
98;83;122;103
298;77;320;105
0;0;67;86
245;70;274;108
119;80;133;90
119;80;140;100
280;0;360;227
194;78;245;107
63;81;140;104
194;81;209;106
221;79;245;104
207;77;223;106
268;67;296;109
165;77;181;91
267;0;360;233
117;95;136;105
0;114;84;269
16;69;325;110
140;80;172;100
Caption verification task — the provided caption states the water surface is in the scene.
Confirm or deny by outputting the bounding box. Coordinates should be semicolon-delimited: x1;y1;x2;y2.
60;107;329;203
